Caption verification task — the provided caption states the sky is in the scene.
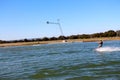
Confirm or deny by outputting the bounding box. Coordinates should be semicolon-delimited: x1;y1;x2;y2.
0;0;120;40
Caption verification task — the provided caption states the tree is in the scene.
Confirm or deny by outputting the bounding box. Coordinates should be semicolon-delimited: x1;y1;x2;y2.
68;35;78;39
49;37;57;40
80;34;90;39
116;30;120;37
104;30;116;37
58;36;66;40
0;40;3;43
42;37;49;41
24;39;29;42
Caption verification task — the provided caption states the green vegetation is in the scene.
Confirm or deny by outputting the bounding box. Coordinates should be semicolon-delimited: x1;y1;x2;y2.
0;30;120;43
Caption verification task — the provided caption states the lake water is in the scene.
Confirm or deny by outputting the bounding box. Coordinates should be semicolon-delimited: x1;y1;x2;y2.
0;41;120;80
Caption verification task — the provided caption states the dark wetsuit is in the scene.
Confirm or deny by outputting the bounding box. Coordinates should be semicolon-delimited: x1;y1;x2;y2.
99;41;103;47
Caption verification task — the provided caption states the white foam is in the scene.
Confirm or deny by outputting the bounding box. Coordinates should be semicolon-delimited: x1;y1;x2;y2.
95;47;120;52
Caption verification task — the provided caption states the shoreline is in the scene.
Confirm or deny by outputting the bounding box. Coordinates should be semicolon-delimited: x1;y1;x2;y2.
0;37;120;47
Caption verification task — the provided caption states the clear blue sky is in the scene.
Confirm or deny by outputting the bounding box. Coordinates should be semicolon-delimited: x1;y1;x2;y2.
0;0;120;40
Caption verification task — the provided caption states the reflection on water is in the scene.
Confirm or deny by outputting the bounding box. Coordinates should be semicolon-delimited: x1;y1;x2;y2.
0;41;120;80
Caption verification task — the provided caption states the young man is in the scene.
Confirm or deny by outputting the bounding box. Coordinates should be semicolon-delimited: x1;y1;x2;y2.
98;40;103;48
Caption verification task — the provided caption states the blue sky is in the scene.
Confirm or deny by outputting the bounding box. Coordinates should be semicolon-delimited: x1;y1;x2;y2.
0;0;120;40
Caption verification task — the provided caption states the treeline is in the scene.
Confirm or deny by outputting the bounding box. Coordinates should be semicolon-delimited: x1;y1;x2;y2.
66;30;120;39
0;30;120;43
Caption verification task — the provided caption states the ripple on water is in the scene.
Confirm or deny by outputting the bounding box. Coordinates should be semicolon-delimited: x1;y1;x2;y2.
0;41;120;80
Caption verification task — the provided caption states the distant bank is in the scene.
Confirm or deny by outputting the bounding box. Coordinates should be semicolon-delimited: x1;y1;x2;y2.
0;37;120;47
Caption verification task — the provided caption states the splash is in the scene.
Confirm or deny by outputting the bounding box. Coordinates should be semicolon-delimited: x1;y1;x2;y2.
95;47;120;52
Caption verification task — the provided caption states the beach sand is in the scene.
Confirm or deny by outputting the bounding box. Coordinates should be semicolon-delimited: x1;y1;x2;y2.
0;37;120;47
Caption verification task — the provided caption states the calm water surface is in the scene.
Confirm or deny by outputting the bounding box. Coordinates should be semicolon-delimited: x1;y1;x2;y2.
0;41;120;80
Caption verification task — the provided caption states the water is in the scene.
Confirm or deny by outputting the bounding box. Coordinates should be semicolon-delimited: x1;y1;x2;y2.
0;41;120;80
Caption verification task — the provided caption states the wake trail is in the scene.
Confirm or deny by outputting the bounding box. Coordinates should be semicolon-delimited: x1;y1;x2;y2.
95;47;120;52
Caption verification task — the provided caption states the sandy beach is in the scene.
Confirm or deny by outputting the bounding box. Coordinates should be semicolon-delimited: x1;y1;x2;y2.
0;37;120;47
